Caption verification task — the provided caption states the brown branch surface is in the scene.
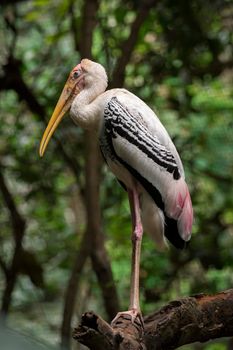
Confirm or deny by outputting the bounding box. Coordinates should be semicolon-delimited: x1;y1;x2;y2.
73;311;145;350
73;289;233;349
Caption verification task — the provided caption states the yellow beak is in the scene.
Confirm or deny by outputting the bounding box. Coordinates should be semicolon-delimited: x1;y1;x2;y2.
39;74;80;157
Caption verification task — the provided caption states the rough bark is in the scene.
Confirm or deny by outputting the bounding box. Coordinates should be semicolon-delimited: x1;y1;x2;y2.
73;312;145;350
73;289;233;349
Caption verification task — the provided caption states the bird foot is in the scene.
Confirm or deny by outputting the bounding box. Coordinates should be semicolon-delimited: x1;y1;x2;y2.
111;309;144;329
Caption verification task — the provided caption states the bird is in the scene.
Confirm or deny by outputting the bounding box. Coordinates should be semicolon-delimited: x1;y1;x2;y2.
39;59;193;326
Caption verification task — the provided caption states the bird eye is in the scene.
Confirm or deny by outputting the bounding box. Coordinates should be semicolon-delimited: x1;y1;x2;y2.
73;70;81;79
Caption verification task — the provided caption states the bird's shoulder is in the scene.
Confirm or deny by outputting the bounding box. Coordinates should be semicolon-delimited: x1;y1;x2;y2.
103;89;171;139
101;89;184;176
104;89;155;122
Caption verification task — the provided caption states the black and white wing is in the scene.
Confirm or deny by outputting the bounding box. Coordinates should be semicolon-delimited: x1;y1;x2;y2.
100;96;193;249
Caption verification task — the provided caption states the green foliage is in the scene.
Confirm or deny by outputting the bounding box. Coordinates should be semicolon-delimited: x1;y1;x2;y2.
0;0;232;348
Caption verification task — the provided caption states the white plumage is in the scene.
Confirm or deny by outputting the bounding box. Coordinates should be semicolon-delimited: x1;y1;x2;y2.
104;92;192;245
40;58;193;324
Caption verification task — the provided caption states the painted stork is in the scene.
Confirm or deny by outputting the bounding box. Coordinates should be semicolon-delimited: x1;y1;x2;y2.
39;59;193;325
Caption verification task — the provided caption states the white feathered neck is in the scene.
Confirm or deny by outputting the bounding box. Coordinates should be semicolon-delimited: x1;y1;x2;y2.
70;59;108;130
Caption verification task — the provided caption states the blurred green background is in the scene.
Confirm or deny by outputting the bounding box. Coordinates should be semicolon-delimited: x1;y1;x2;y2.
0;0;232;349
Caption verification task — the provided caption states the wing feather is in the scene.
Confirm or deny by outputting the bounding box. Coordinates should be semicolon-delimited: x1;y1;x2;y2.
101;95;193;246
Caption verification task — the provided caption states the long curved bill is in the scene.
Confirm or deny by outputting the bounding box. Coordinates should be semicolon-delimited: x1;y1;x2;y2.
39;75;80;157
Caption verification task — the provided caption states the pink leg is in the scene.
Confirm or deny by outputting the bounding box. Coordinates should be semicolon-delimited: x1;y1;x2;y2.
128;187;143;312
111;185;143;326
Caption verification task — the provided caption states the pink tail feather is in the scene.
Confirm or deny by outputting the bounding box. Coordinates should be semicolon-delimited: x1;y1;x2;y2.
165;178;193;241
177;190;193;241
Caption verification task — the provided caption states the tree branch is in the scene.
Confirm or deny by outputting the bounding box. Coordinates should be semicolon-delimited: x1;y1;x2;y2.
79;0;100;59
110;0;157;88
61;229;91;350
73;289;233;349
73;311;145;350
0;164;25;244
91;233;120;321
68;0;80;52
0;164;26;316
0;257;9;280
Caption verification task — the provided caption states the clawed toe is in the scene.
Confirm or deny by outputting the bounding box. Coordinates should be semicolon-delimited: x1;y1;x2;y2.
111;309;144;329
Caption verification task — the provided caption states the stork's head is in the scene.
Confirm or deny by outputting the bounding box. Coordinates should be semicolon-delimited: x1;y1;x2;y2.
81;59;108;89
39;59;108;157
